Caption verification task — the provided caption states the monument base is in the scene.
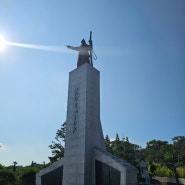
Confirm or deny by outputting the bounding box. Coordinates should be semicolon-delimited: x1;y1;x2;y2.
36;148;137;185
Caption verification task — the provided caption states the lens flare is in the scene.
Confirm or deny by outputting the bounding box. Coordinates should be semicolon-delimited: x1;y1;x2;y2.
5;41;74;54
0;36;7;51
0;35;74;54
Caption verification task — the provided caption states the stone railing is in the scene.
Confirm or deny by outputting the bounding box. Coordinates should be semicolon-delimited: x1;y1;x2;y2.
152;176;185;185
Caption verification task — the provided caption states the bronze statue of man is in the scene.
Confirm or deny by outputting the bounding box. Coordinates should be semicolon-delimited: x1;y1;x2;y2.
67;39;92;67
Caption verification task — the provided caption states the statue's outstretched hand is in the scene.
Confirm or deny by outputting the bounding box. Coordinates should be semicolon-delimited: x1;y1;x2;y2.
66;45;71;49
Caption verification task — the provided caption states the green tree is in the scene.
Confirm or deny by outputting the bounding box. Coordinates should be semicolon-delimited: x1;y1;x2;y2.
111;133;122;157
145;139;168;163
172;136;185;167
20;167;39;185
136;148;146;162
160;136;185;184
0;168;16;185
48;122;66;163
106;134;141;166
145;136;185;184
0;164;3;170
13;161;18;172
104;135;113;153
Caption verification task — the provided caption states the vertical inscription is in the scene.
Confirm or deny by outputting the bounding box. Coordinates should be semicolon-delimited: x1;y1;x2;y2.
73;87;79;133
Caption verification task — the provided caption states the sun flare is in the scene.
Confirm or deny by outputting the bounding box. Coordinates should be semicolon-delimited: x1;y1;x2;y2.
0;35;7;51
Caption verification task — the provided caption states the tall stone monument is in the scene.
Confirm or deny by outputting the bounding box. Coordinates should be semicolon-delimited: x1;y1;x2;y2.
36;33;137;185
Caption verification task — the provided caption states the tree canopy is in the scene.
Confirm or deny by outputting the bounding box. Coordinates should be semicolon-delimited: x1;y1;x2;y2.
145;136;185;184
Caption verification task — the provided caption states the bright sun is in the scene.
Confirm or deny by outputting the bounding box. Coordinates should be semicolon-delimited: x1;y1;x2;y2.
0;35;7;51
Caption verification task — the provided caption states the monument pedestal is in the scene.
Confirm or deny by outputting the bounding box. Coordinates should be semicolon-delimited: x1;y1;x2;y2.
62;63;106;185
36;63;137;185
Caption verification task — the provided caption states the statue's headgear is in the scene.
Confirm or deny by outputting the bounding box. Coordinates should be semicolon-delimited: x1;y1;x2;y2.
81;39;86;44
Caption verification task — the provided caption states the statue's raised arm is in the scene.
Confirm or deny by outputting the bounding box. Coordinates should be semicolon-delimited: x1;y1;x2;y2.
67;45;82;51
67;38;92;67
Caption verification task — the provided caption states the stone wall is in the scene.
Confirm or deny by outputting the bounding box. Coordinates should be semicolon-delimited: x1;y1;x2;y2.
93;148;137;185
36;158;64;185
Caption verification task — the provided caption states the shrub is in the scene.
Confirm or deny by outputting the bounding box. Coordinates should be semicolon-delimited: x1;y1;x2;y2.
0;169;16;185
177;167;185;178
155;165;175;177
20;167;39;185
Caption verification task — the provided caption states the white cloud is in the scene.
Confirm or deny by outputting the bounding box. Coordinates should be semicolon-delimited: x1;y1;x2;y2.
0;142;8;151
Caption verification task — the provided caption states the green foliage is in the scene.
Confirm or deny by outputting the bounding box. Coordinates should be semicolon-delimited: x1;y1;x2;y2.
177;167;185;178
145;139;168;163
0;168;16;185
172;136;185;167
1;163;46;185
0;164;4;169
103;134;185;183
20;167;39;185
105;133;141;166
104;135;113;153
154;164;175;177
48;122;66;163
144;136;185;184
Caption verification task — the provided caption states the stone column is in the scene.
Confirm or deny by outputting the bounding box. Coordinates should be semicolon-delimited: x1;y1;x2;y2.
62;63;106;185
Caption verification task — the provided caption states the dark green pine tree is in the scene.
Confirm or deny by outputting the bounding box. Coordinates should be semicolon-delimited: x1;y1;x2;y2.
48;122;66;163
104;135;113;153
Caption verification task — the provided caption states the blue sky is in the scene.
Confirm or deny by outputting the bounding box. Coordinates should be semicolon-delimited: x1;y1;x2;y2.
0;0;185;166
